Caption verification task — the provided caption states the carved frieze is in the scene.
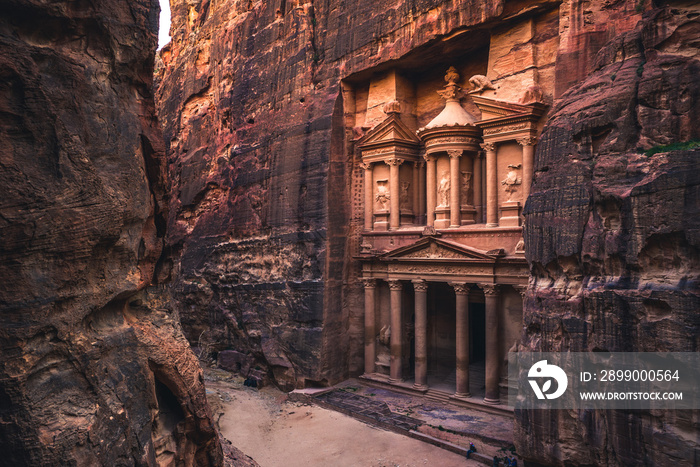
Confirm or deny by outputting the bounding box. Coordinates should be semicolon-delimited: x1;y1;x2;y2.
482;123;529;136
388;263;492;276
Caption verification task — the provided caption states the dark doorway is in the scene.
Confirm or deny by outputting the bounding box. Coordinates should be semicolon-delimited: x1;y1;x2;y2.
426;282;456;391
470;302;486;363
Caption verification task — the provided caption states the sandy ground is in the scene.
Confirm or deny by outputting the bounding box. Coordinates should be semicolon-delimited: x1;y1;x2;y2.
207;376;482;467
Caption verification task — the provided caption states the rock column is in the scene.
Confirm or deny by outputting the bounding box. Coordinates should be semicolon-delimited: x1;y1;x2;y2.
362;162;373;230
482;284;500;403
363;279;377;374
473;152;483;223
418;161;426;224
448;150;462;227
387;158;403;229
412;162;420;223
518;137;537;203
425;154;437;227
452;282;470;398
412;279;428;390
482;142;498;227
388;280;403;382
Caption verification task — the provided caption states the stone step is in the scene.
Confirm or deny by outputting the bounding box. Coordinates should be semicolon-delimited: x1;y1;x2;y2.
425;389;451;403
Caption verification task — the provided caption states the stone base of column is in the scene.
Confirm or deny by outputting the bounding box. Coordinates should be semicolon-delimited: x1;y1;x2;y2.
434;207;450;229
485;223;498;228
483;397;501;405
460;205;476;225
400;209;414;226
412;383;429;391
453;392;471;401
499;201;521;227
373;211;389;231
388;377;404;384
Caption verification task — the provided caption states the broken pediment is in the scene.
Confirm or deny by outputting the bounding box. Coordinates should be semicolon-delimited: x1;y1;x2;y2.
380;237;495;261
360;112;420;152
472;94;547;143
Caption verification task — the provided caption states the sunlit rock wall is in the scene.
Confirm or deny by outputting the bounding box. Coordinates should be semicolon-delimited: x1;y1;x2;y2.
155;0;513;388
0;0;222;464
520;4;700;466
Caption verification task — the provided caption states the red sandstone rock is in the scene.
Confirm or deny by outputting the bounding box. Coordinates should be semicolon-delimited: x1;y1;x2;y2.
0;0;222;464
520;5;700;466
155;0;698;464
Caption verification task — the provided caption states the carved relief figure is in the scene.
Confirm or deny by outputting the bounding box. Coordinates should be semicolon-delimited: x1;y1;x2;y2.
460;171;472;205
437;170;450;207
375;180;389;211
468;74;496;93
400;181;410;209
501;164;522;201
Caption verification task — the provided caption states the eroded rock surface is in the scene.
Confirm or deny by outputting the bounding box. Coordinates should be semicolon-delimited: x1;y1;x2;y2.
156;0;522;390
520;5;700;466
0;0;221;464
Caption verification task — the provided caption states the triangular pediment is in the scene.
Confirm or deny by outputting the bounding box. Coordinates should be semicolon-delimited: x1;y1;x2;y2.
381;237;494;261
359;114;421;149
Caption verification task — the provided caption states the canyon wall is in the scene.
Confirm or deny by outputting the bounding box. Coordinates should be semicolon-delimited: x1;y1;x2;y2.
520;4;700;466
156;0;698;464
0;0;222;464
156;0;519;389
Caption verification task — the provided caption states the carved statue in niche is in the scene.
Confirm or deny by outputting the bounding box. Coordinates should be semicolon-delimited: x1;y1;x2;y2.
437;170;450;207
400;181;410;209
375;179;389;211
501;164;522;201
460;171;472;205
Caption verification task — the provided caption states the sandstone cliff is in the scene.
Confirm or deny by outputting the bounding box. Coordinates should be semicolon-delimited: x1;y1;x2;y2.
520;5;700;466
155;0;699;464
155;0;656;388
0;0;222;464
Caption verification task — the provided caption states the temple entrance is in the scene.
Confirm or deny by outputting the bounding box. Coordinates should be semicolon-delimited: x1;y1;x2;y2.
427;282;456;392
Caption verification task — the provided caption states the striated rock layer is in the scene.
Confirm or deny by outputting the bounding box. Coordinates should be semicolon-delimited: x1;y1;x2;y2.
0;0;222;464
156;0;520;389
155;0;658;386
520;5;700;466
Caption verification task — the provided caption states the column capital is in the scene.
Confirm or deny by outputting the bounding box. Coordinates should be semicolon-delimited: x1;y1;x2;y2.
480;283;500;296
361;278;378;289
513;284;528;297
360;161;373;170
447;149;463;159
414;160;425;169
412;279;428;292
423;152;437;162
450;282;470;295
387;279;403;291
385;157;404;167
480;141;497;152
516;136;538;147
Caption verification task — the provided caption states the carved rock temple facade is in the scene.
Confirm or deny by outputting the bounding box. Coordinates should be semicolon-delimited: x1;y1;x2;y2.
157;1;700;463
354;67;545;405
